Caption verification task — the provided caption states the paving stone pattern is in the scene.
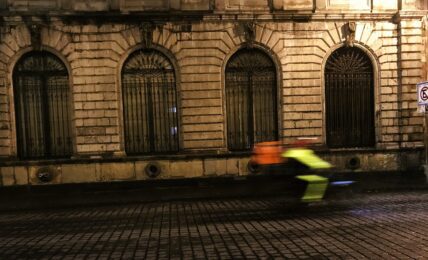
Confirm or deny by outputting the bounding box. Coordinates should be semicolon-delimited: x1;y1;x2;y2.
0;191;427;259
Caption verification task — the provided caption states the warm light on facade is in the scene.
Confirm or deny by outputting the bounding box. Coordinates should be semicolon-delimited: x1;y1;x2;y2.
327;0;398;9
349;0;370;9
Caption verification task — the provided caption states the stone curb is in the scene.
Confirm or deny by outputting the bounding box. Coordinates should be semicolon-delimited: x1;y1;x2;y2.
0;170;426;211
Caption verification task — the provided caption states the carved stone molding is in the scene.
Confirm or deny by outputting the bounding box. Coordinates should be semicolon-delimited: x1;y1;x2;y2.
172;23;192;33
139;22;156;48
235;21;256;48
344;22;356;47
29;23;42;50
243;21;255;43
0;23;11;43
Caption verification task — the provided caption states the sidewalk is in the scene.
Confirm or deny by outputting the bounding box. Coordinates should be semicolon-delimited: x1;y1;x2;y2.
0;170;426;211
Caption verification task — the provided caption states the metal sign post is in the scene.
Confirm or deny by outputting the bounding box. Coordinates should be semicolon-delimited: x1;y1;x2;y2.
417;81;428;180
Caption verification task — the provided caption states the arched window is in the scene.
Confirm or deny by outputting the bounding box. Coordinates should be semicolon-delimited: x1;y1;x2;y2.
13;51;72;159
225;49;278;151
325;47;375;148
122;49;179;154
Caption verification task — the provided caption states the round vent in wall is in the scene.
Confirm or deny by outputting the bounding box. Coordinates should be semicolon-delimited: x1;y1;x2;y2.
36;167;54;183
346;157;361;170
247;160;261;174
145;162;161;178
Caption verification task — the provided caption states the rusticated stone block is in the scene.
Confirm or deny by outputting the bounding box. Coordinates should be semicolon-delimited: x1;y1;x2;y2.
1;166;14;186
14;166;28;185
181;0;210;10
284;0;313;10
74;0;109;11
169;160;203;178
121;0;169;10
238;158;251;176
226;158;239;175
203;158;227;176
99;162;135;181
373;0;397;9
62;163;97;183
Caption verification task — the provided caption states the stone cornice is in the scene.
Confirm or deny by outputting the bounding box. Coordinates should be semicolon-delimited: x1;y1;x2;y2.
0;11;425;24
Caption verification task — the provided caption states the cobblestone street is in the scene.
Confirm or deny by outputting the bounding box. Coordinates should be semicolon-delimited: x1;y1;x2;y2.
0;190;427;259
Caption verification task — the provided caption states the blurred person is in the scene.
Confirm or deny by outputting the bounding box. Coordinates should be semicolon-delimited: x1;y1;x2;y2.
250;138;332;202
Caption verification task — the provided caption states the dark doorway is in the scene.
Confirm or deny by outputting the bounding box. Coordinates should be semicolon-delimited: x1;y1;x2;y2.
225;48;278;151
325;47;375;148
13;51;72;159
122;49;179;155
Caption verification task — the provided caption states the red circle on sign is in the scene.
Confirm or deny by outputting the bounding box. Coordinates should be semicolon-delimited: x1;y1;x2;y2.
421;87;428;101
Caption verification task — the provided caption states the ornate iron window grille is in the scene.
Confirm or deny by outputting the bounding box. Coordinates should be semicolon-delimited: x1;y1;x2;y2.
325;47;375;148
13;51;72;159
122;49;179;155
225;49;278;151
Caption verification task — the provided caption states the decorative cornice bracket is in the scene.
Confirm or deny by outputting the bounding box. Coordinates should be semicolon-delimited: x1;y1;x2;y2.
344;22;356;47
139;22;156;48
235;21;256;48
29;23;42;50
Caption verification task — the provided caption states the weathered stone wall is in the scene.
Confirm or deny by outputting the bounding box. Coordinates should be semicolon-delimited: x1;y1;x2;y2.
0;0;426;186
1;0;212;11
1;18;423;154
399;19;425;146
0;156;249;186
2;0;426;12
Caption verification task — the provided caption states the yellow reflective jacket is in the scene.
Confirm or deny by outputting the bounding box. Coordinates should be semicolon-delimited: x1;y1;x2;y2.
282;148;331;169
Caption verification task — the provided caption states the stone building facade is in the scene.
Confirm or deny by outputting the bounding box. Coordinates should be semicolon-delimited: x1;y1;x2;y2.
0;0;427;186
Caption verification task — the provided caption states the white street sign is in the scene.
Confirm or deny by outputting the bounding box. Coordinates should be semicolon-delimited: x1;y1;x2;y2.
418;81;428;105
